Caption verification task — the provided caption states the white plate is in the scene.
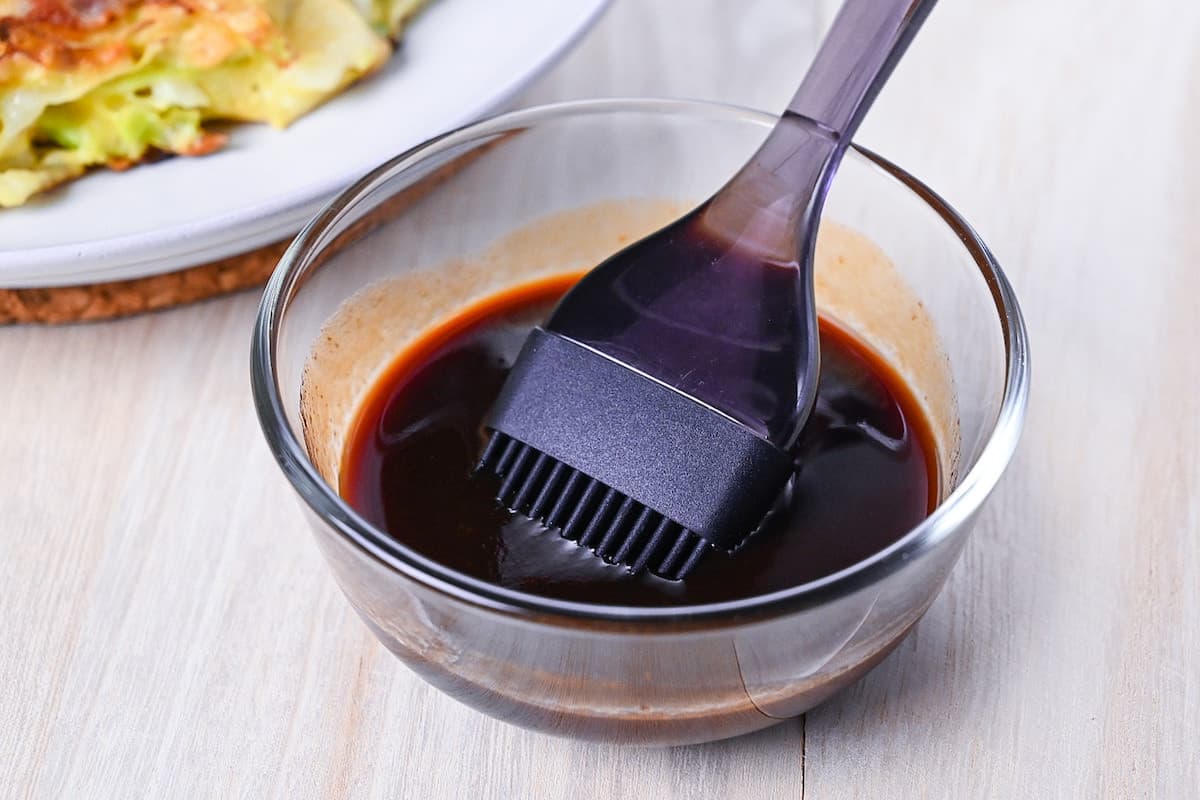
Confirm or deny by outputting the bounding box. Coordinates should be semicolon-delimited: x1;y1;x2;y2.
0;0;609;287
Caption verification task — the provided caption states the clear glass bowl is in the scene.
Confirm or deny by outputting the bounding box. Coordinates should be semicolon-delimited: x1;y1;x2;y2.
251;99;1030;746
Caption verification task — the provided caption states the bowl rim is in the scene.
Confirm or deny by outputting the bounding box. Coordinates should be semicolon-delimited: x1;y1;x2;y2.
251;97;1031;624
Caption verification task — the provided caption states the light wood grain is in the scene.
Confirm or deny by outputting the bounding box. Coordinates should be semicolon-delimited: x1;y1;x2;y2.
803;2;1200;798
3;0;1198;797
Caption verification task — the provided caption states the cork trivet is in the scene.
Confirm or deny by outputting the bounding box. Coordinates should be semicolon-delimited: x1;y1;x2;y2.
0;242;290;324
0;133;510;326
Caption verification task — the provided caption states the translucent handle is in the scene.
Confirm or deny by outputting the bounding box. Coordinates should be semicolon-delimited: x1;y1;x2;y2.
708;0;937;260
786;0;936;141
549;0;937;448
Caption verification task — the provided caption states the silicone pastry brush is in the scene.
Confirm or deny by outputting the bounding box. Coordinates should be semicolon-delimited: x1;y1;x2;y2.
477;0;936;580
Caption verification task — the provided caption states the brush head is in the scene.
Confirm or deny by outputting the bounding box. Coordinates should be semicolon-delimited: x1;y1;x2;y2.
476;327;795;580
476;206;816;582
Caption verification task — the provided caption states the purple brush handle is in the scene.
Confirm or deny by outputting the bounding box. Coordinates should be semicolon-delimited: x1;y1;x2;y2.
713;0;937;259
786;0;936;144
549;0;937;447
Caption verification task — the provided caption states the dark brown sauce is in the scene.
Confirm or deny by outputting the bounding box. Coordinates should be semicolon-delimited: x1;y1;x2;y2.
340;274;938;606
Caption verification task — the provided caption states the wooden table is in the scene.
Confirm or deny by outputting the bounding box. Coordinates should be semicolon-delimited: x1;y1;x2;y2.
4;0;1198;796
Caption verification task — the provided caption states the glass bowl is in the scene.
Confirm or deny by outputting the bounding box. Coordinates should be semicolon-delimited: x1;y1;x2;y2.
251;98;1029;746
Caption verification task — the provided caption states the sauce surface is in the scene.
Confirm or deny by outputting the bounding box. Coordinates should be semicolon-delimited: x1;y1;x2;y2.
340;274;938;606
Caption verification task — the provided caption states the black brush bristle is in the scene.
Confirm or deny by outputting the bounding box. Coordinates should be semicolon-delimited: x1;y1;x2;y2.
476;328;795;582
479;431;709;581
